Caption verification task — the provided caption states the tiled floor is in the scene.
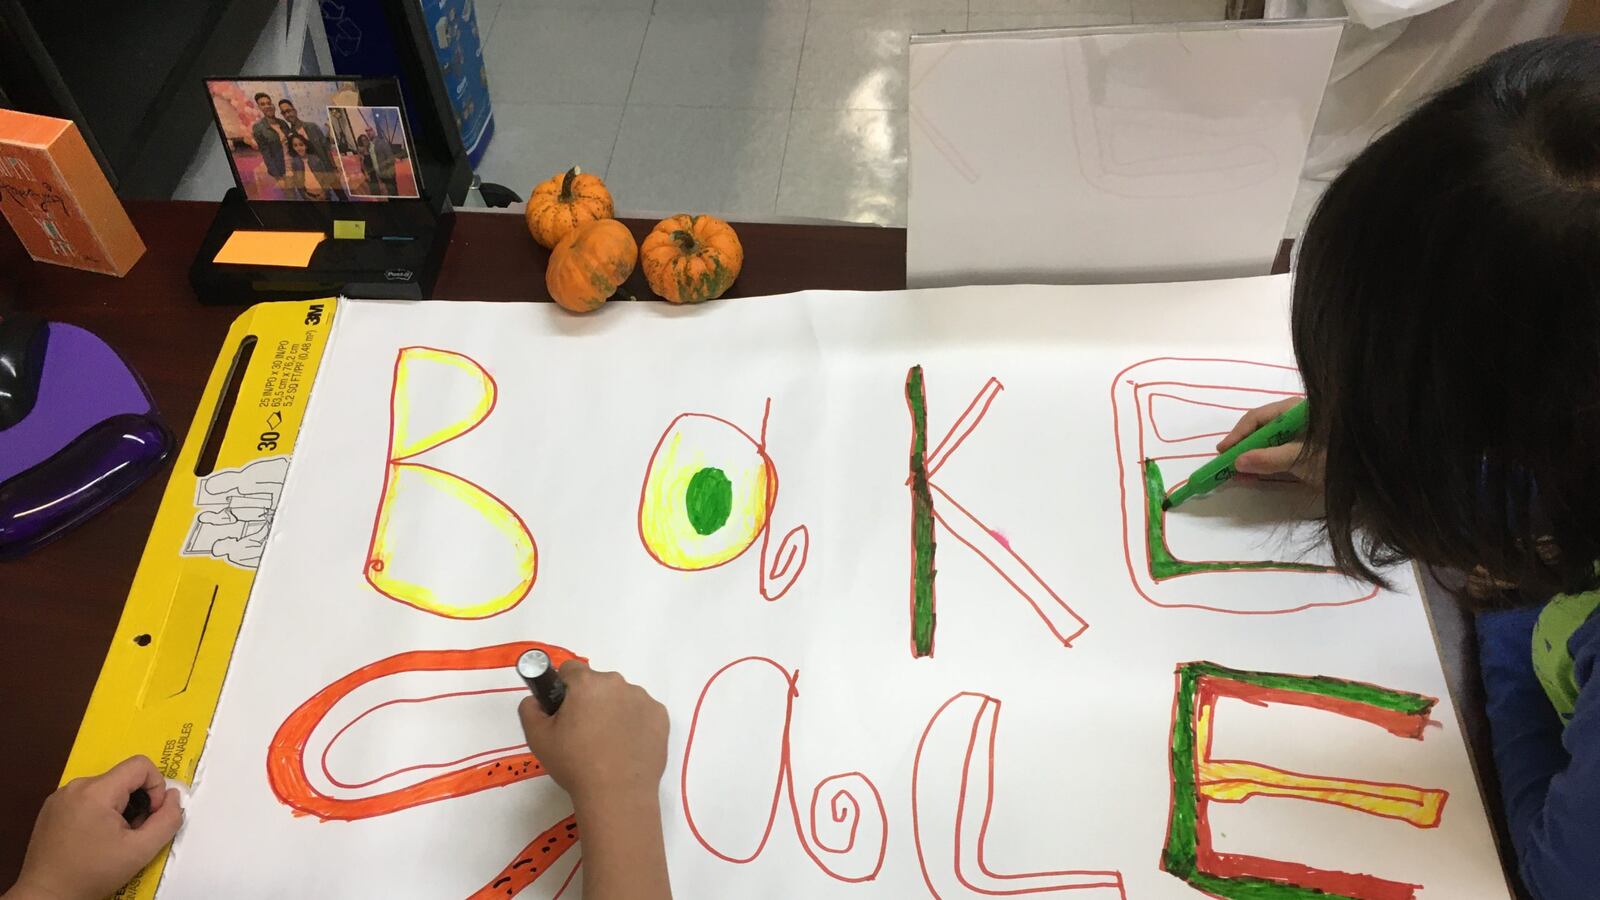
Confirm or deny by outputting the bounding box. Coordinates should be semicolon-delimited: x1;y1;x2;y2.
472;0;1227;225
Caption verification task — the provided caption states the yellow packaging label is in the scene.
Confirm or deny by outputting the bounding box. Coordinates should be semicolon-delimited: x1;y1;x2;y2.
62;298;339;899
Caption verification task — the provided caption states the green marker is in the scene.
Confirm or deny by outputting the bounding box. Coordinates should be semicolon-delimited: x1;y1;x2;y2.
1160;399;1308;511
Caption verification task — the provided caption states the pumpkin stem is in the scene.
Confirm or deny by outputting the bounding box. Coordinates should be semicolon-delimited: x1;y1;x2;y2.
670;229;699;254
559;166;580;202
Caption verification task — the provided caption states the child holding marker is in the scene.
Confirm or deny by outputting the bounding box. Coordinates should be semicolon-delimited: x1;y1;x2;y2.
3;661;672;900
1214;34;1600;900
516;661;673;900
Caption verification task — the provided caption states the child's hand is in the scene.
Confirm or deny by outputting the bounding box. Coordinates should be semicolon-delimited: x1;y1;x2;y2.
520;665;674;900
11;756;182;900
518;661;669;808
1218;398;1324;486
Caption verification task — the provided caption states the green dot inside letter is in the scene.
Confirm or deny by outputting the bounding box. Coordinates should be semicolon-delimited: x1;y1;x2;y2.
685;466;734;536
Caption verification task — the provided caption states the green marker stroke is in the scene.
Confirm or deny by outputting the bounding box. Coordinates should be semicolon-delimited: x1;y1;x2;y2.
1143;460;1327;580
685;466;733;536
907;366;937;658
1162;662;1436;899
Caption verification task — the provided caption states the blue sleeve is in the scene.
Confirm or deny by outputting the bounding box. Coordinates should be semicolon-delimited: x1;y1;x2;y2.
1478;606;1600;898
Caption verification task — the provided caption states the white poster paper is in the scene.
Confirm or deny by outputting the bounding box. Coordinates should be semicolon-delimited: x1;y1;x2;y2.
157;278;1510;899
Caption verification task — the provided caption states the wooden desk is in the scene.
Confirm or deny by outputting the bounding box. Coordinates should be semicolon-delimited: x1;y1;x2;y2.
0;200;905;884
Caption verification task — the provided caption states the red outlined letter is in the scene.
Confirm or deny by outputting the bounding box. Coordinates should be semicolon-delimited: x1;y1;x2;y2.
1111;357;1377;613
365;347;538;620
907;366;1088;657
913;692;1126;898
1163;662;1449;899
681;657;886;882
267;643;585;897
639;400;809;602
267;642;579;819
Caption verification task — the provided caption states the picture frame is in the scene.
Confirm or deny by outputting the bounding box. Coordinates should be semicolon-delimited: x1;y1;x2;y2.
203;77;422;203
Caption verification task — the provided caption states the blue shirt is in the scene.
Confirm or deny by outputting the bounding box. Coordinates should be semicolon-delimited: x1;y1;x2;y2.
1479;603;1600;898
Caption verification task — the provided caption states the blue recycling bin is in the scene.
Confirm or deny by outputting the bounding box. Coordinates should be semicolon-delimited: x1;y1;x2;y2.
321;0;495;167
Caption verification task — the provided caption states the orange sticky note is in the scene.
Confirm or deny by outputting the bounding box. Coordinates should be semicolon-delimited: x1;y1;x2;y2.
213;230;325;267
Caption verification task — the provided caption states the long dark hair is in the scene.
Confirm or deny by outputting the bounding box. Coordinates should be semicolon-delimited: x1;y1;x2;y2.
1293;35;1600;606
288;134;311;157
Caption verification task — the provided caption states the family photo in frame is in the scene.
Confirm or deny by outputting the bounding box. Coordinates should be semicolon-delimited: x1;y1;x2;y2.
205;78;421;202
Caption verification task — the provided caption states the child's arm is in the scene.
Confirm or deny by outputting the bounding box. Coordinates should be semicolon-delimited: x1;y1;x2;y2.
519;661;671;900
4;756;182;900
1479;607;1600;896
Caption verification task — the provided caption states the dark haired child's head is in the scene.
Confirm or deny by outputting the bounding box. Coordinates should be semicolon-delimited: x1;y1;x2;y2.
1293;35;1600;606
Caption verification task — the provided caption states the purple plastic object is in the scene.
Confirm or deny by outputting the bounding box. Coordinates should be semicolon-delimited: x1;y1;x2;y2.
0;320;173;558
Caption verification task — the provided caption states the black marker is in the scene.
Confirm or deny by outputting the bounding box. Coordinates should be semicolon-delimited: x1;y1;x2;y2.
122;787;151;825
517;649;566;715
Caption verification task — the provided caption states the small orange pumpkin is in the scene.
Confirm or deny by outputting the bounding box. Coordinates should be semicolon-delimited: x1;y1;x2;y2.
545;218;637;313
640;214;743;304
525;167;614;249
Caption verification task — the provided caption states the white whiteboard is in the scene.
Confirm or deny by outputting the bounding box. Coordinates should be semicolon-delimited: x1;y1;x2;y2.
907;21;1342;287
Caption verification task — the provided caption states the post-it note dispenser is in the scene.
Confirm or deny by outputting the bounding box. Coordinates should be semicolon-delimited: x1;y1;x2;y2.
189;188;453;305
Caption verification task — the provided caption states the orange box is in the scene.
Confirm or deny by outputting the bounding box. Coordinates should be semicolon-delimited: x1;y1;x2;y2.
0;108;144;277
